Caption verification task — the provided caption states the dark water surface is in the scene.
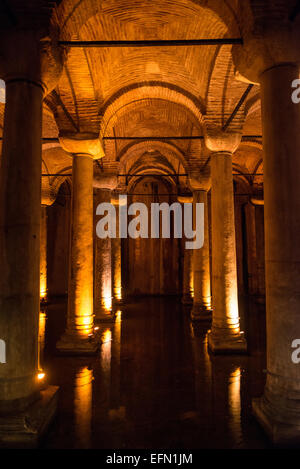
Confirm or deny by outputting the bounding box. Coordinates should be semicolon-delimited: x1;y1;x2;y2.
40;296;270;449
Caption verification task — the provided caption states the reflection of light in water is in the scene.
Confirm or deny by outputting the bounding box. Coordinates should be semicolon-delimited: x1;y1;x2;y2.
74;367;93;448
101;329;112;372
228;367;242;441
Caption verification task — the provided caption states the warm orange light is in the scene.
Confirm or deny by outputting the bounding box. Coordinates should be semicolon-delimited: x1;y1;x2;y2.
38;311;46;372
40;285;47;300
115;310;122;323
76;296;94;337
228;367;241;438
74;367;93;448
102;329;112;344
37;372;45;381
103;295;112;312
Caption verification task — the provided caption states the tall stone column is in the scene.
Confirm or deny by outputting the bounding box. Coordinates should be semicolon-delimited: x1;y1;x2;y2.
57;134;104;354
204;129;246;353
0;29;63;445
190;189;212;320
94;175;118;322
251;63;300;444
233;12;300;442
111;194;123;306
178;195;194;305
40;206;48;302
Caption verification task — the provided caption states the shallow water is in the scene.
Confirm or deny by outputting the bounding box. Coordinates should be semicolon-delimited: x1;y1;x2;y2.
40;296;270;449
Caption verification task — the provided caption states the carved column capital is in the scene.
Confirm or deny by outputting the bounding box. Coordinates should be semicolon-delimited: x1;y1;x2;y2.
59;133;105;159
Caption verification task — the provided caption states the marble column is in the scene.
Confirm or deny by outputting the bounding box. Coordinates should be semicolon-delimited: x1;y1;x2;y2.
205;129;246;353
40;206;48;302
191;189;212;320
0;29;63;445
94;189;113;321
251;64;300;444
111;196;123;307
178;195;194;305
57;134;104;354
93;174;118;322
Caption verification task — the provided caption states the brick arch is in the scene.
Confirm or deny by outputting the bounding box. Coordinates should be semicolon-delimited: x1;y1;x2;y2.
55;0;239;40
205;44;259;132
41;144;73;205
118;140;189;174
100;85;204;138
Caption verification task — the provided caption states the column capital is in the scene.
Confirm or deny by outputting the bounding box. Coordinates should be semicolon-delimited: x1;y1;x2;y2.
111;191;127;206
232;5;300;84
204;125;241;155
0;28;65;95
59;133;105;160
94;173;118;190
177;194;193;204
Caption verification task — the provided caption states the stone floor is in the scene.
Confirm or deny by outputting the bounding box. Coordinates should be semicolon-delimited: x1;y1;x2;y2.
40;296;270;449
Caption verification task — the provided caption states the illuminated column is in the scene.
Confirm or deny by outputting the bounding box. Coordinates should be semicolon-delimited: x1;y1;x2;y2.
178;195;194;305
191;189;212;320
182;245;193;305
253;64;300;443
57;134;104;354
0;29;63;445
40;206;48;302
94;188;113;321
232;11;300;440
111;194;123;306
94;175;118;322
205;129;246;353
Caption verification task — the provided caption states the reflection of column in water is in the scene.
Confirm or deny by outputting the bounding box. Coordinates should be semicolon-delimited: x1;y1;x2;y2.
190;323;212;415
101;328;112;381
38;311;46;375
228;367;242;443
74;366;93;448
109;311;126;420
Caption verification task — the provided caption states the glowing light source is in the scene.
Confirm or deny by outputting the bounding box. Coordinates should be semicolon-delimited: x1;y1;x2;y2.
37;372;45;381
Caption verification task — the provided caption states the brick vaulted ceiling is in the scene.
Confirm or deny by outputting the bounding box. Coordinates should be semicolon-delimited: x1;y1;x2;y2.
0;0;263;190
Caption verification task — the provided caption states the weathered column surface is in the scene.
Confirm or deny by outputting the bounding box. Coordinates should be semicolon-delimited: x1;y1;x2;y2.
94;175;118;322
190;188;212;320
0;29;63;446
111;193;123;307
205;130;246;353
40;206;48;302
178;195;194;305
57;134;104;354
233;14;300;443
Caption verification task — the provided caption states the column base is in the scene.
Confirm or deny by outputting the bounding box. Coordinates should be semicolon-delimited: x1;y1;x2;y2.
208;329;247;354
113;298;124;308
191;303;212;321
252;396;300;447
95;311;116;323
181;294;193;305
56;332;99;355
0;385;58;448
